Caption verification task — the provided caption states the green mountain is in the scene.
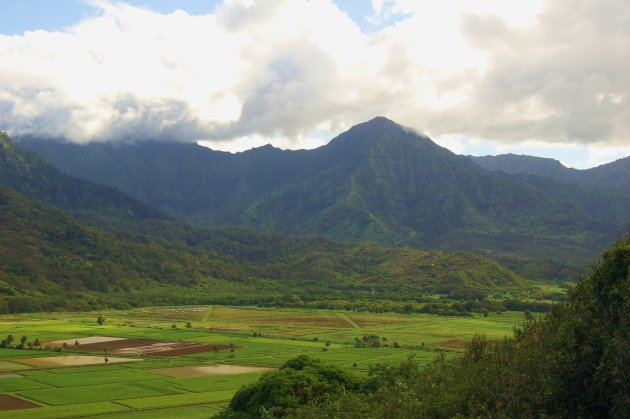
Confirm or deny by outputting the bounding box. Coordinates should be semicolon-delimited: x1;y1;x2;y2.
0;182;523;312
16;118;630;274
1;132;526;312
0;131;168;227
470;153;630;193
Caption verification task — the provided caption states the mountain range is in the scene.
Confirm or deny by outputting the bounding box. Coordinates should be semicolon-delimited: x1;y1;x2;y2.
17;117;630;276
1;130;524;312
470;154;630;193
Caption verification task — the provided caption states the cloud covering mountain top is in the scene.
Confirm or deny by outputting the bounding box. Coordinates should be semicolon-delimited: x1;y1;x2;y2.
0;0;628;165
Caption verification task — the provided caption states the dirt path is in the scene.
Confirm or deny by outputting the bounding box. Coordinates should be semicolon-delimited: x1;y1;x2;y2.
336;312;360;329
202;306;213;322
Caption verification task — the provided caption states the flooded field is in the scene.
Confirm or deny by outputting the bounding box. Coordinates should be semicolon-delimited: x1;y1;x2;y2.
154;364;275;377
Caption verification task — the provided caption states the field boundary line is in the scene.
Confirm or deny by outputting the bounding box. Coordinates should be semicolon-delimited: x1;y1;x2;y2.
202;306;213;322
335;313;360;329
85;402;226;418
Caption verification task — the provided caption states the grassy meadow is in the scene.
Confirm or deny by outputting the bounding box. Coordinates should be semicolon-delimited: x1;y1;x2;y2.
0;305;528;418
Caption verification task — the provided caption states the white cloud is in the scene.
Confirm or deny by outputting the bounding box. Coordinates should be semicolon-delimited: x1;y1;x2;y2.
0;0;628;166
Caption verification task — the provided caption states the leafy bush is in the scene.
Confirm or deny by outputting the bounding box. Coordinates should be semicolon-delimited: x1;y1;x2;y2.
215;355;359;418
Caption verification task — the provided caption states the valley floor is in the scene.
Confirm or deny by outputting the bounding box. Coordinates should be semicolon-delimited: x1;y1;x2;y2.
0;305;526;418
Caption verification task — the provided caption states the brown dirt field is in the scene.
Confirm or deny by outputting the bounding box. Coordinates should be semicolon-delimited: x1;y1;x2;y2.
0;394;38;411
347;315;407;328
73;339;157;352
210;307;283;321
69;338;230;357
435;339;468;349
125;308;208;321
43;336;127;347
149;344;230;357
249;316;349;328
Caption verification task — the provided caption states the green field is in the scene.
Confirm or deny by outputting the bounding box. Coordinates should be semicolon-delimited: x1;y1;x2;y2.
0;305;527;418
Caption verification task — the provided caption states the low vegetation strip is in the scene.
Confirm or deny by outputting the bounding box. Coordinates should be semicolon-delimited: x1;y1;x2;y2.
7;401;131;419
0;377;50;392
17;381;184;406
99;404;223;419
26;369;163;388
17;356;140;367
117;389;236;409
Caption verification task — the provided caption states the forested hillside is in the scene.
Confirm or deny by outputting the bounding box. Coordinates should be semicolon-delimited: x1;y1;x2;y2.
18;118;630;277
0;136;528;313
0;131;167;227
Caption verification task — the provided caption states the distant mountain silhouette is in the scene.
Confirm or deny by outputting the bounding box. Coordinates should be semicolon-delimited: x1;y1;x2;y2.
470;153;630;193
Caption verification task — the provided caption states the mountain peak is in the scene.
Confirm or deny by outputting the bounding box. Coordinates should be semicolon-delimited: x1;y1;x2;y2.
356;116;408;133
365;115;397;125
325;117;433;155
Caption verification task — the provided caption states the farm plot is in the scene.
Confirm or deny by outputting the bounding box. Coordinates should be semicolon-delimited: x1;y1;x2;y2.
154;365;274;378
0;394;39;411
44;336;126;347
41;336;231;357
0;305;522;418
17;356;141;367
123;307;209;321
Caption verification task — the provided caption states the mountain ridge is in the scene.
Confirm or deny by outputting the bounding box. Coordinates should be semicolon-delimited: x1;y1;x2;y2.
470;153;630;193
0;131;529;312
15;118;630;274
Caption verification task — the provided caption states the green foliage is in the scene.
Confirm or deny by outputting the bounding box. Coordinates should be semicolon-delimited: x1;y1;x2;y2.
353;335;381;348
0;132;168;226
216;356;359;418
0;144;531;313
217;236;630;418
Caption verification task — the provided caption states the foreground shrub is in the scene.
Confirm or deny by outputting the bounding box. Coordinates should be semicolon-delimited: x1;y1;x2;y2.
215;355;359;418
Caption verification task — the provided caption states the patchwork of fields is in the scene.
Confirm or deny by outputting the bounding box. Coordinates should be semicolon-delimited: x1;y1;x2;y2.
0;306;526;418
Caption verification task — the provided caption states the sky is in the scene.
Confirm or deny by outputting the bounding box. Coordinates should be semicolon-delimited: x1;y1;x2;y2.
0;0;628;169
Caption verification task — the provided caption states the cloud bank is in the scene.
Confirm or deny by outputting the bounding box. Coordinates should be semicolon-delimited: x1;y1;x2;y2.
0;0;628;156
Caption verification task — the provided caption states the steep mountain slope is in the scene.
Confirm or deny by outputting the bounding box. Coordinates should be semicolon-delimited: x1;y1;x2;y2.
0;131;168;226
1;131;527;311
470;153;630;193
16;137;312;223
0;183;523;312
16;118;630;271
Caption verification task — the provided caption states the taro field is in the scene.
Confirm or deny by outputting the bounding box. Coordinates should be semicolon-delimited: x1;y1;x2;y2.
0;306;526;418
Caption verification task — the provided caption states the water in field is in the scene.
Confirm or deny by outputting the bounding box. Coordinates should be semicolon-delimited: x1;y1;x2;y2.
155;364;275;377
